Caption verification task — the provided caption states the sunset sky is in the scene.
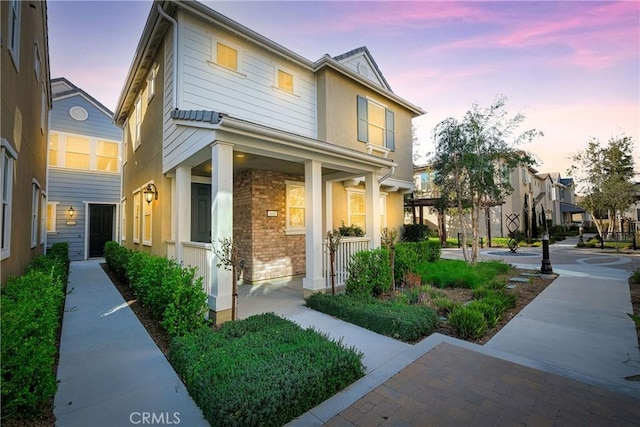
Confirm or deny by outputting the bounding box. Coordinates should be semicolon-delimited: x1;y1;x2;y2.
47;0;640;175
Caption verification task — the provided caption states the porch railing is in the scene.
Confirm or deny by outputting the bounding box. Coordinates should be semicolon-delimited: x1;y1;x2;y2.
323;237;371;289
166;240;213;295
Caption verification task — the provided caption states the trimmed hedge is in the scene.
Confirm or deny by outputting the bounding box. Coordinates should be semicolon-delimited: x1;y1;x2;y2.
170;313;365;426
1;243;69;420
305;293;438;342
345;248;392;297
103;240;131;282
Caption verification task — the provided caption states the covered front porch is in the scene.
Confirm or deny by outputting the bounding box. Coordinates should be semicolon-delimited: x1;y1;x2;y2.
163;115;409;323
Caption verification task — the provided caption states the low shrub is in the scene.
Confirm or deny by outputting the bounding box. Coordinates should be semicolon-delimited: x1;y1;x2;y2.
1;243;69;420
417;259;510;289
465;300;500;328
122;245;207;337
305;293;438;342
448;306;487;339
104;240;131;282
401;224;430;242
345;248;392;297
169;313;365;426
432;297;462;316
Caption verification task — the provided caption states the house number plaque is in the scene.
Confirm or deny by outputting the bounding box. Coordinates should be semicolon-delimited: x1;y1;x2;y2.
266;210;278;217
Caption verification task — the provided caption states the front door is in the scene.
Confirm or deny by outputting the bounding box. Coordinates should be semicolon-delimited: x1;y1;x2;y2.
191;183;211;243
89;204;114;257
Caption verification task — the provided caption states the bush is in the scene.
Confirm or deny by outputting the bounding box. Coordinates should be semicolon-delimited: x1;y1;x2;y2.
345;248;392;297
432;297;462;316
448;307;487;340
394;241;441;287
338;222;364;237
305;293;438;342
104;240;131;282
169;313;365;426
402;224;429;242
123;245;207;337
417;259;510;289
465;300;500;328
1;243;69;420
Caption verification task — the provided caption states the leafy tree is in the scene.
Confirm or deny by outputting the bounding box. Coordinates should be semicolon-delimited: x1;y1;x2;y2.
570;135;636;249
432;96;541;263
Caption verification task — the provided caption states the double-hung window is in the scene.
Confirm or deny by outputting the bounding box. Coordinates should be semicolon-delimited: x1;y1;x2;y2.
1;144;17;260
121;200;126;241
31;181;41;248
357;96;395;151
40;193;46;244
147;64;158;102
46;202;58;233
133;191;141;244
347;190;366;232
134;96;142;149
8;0;21;69
285;181;305;234
142;187;152;246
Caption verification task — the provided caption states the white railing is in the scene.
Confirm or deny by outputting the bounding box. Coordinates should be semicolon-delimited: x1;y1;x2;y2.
166;240;212;296
323;237;371;288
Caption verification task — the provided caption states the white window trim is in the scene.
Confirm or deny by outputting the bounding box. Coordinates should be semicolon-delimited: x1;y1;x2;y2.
133;190;141;244
147;64;158;103
7;0;21;71
31;179;41;248
134;95;142;150
358;95;394;154
34;42;41;80
142;181;153;246
122;120;129;165
46;201;59;233
285;180;305;235
272;65;299;98
40;192;46;244
207;35;246;77
347;189;366;233
49;131;121;173
121;199;127;241
1;141;18;260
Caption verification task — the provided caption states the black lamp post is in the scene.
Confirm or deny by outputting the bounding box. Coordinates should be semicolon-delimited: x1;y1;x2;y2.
540;230;553;275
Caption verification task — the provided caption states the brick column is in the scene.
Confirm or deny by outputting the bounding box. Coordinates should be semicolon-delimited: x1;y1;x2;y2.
209;141;234;323
303;159;325;295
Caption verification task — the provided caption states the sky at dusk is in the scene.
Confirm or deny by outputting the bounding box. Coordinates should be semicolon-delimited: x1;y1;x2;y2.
47;0;640;176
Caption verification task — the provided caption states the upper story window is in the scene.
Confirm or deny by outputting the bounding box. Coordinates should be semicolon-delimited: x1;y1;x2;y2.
277;69;294;94
147;64;158;103
34;42;41;80
357;96;395;152
134;96;142;149
285;181;305;234
8;0;21;70
48;132;120;173
216;42;238;71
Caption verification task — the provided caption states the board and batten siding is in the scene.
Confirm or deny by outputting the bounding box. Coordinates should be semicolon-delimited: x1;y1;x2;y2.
181;14;316;132
50;94;120;141
47;169;120;261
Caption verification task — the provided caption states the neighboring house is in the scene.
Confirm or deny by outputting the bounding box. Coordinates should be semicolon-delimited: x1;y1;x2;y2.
114;1;424;322
1;0;51;283
46;78;122;261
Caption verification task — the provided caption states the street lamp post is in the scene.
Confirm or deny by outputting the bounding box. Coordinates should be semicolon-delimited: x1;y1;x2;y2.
540;231;553;275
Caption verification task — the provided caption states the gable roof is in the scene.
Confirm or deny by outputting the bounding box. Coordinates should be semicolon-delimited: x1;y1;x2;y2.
333;46;392;92
51;77;114;118
114;0;425;125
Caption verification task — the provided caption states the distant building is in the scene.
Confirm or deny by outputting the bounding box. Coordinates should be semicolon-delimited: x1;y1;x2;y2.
46;78;122;260
1;0;51;283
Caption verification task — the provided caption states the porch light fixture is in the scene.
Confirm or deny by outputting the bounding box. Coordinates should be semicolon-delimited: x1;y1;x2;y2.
68;206;75;218
143;183;158;204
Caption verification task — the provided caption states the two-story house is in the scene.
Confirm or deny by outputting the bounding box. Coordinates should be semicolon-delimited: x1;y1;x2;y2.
114;1;424;322
1;0;51;283
46;78;122;261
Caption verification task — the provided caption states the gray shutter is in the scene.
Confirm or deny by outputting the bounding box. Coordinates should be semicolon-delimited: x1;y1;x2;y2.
385;109;395;151
357;96;368;143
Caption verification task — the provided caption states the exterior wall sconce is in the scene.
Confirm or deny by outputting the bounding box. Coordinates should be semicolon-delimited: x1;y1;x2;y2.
68;206;75;218
143;183;158;204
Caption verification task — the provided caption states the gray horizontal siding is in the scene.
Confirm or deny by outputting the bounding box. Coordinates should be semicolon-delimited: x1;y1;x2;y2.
51;94;121;141
47;169;121;261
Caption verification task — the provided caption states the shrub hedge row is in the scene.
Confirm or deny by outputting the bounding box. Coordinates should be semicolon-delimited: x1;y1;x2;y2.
104;242;208;337
169;313;365;426
1;243;69;420
305;293;438;342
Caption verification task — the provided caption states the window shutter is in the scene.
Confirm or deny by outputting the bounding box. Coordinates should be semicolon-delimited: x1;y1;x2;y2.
357;96;368;142
385;109;395;151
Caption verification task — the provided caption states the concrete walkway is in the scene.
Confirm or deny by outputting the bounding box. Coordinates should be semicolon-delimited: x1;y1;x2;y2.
54;259;207;427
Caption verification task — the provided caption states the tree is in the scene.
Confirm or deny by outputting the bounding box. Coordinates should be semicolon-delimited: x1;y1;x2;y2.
570;135;636;250
432;96;541;263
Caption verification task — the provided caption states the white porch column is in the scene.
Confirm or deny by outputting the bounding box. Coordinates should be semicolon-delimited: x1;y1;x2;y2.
175;166;192;263
209;141;234;323
365;171;381;248
303;159;325;294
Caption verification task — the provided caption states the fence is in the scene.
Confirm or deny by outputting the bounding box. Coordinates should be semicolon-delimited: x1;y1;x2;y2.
166;240;212;295
323;237;370;288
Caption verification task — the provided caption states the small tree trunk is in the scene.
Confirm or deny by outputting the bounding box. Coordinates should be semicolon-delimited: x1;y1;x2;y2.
329;251;336;295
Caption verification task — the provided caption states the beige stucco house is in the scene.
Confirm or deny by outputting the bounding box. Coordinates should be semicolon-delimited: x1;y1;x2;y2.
114;1;424;322
1;0;51;283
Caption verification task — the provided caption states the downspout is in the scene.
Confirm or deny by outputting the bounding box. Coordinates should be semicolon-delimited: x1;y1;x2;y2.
378;166;396;184
157;4;178;110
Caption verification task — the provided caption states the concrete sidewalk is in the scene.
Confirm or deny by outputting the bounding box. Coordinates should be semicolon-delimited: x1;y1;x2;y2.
54;259;207;427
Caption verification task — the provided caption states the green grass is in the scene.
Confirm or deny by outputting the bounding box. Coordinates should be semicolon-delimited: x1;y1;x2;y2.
415;259;511;289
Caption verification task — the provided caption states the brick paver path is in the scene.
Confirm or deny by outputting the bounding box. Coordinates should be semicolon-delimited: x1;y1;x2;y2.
327;343;640;426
